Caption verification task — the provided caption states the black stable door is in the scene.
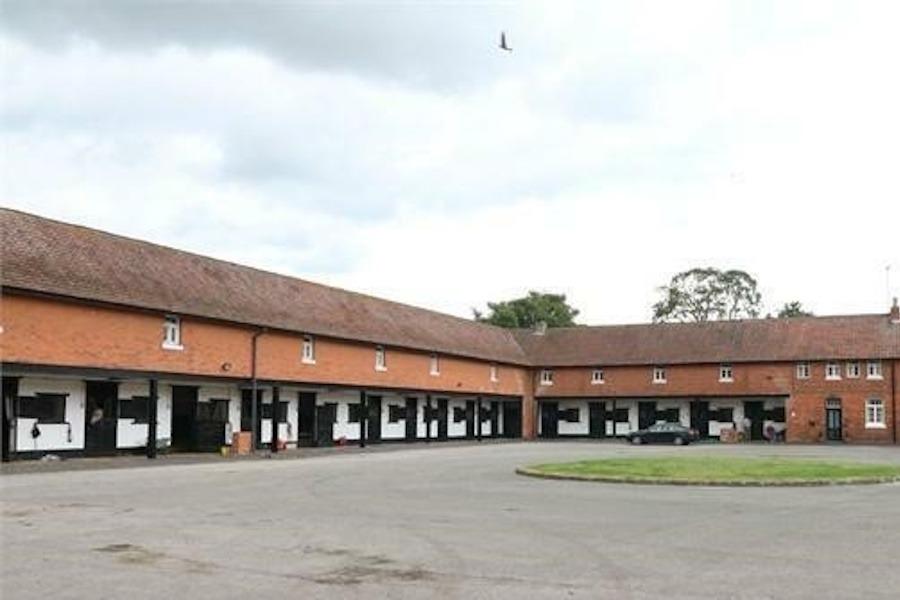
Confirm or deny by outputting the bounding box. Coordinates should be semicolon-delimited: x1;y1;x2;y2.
743;401;765;441
465;400;476;438
540;402;559;438
171;386;199;451
589;402;606;438
502;402;521;438
367;395;382;442
437;398;448;440
297;392;317;447
405;397;418;441
85;381;118;455
638;401;657;429
690;401;710;439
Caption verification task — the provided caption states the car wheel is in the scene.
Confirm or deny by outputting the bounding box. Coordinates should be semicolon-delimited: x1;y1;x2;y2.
631;436;642;445
673;436;685;446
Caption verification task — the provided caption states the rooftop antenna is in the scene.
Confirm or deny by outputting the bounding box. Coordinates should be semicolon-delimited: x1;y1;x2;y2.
887;264;893;309
500;31;512;52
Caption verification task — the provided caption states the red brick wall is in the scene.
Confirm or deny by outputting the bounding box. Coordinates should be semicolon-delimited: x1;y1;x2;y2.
534;363;793;397
2;294;529;398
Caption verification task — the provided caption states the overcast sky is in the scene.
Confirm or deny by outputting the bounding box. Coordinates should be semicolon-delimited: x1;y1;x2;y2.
2;0;898;325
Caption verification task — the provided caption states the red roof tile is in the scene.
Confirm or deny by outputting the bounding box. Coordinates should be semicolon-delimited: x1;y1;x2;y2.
1;208;530;365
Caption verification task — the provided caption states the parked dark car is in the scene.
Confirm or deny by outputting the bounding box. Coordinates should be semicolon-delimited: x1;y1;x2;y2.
626;422;699;445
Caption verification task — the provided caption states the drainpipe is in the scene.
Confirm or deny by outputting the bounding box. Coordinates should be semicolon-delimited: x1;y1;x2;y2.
250;328;267;453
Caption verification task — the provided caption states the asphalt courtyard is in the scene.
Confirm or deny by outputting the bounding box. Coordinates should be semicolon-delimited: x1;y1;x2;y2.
2;441;899;600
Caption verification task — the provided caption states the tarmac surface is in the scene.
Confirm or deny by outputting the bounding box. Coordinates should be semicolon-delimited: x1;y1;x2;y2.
2;441;900;599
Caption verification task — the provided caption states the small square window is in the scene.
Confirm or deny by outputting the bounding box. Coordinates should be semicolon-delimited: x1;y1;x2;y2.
866;360;882;379
301;335;316;364
825;362;841;380
653;366;667;384
591;368;605;384
430;353;440;376
865;399;885;428
489;364;499;382
162;314;182;349
375;345;387;371
540;369;554;386
796;362;810;379
845;362;860;378
719;364;733;382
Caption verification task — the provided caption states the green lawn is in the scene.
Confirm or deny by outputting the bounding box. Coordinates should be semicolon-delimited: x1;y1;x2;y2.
519;457;900;485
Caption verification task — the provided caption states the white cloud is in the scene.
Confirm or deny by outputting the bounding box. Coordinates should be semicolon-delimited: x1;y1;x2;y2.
2;1;898;326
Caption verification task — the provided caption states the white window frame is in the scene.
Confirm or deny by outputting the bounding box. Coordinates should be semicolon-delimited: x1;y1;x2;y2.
719;364;733;383
430;353;440;376
489;364;499;382
866;360;883;380
865;399;886;429
375;345;387;371
845;361;860;379
825;361;841;380
591;368;605;385
539;369;554;386
796;362;810;379
301;335;316;364
162;314;183;350
652;366;667;384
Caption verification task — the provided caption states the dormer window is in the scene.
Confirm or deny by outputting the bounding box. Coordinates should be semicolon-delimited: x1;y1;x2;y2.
375;345;387;371
301;335;316;364
653;366;667;384
719;364;733;382
540;369;554;386
162;315;182;350
866;360;882;379
430;353;440;376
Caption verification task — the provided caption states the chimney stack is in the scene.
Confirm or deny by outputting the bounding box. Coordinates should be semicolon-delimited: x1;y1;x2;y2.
533;321;548;335
891;297;899;324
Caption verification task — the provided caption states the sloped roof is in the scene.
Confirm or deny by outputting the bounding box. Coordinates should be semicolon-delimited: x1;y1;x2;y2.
514;315;900;366
0;208;530;365
3;208;897;368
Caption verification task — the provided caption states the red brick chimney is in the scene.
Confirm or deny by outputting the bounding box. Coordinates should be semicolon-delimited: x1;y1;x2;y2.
891;297;899;323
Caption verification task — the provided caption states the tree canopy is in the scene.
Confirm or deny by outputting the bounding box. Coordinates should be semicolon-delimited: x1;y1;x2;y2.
473;291;579;328
776;301;814;318
652;267;762;323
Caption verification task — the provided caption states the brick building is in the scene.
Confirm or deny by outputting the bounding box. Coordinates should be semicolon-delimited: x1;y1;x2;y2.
1;208;897;460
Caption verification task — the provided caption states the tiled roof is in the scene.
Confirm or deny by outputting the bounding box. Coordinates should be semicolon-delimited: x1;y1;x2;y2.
514;315;900;366
3;208;897;368
0;208;530;365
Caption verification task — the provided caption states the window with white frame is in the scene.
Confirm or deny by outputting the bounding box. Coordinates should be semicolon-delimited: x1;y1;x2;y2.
489;364;498;382
719;364;733;382
865;399;885;428
796;362;810;379
845;361;860;378
162;315;182;349
301;335;316;364
866;360;883;379
430;353;440;376
653;366;667;384
540;369;554;386
591;368;605;384
825;361;841;380
375;345;387;371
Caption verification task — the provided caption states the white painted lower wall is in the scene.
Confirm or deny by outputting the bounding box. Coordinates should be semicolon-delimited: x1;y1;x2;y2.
557;400;588;436
15;378;85;453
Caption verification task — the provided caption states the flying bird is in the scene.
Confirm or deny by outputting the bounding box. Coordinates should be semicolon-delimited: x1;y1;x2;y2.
500;31;512;52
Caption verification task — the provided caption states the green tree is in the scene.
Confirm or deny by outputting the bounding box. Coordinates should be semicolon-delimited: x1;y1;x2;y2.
652;267;762;323
776;301;814;318
474;291;579;328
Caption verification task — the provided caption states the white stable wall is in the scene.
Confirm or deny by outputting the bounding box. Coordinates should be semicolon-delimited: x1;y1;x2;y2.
16;378;84;453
